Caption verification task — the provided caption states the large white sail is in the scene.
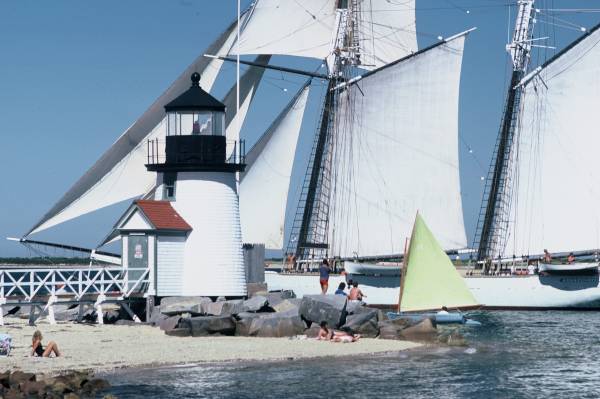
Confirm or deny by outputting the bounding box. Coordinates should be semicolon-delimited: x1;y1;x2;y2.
503;24;600;257
230;0;416;65
25;23;267;236
328;33;470;258
357;0;417;69
239;83;311;249
230;0;337;60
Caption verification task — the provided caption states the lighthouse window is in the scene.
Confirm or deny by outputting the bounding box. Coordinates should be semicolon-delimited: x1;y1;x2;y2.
163;172;177;200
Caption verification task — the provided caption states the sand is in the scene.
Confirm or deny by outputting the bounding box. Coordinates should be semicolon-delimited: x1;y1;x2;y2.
0;318;420;375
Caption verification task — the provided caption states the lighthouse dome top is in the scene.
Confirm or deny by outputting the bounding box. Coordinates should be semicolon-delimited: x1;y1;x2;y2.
164;73;225;112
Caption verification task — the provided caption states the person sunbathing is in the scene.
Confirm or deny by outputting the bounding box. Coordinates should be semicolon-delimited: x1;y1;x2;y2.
31;330;61;357
316;321;360;342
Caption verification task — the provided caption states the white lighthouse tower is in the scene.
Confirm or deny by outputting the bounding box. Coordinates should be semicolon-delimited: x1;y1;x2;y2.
117;72;247;298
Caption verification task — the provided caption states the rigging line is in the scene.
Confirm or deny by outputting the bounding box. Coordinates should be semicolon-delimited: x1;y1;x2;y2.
537;9;586;31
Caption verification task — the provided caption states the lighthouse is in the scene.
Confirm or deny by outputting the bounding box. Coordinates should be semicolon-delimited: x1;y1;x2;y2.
112;72;247;298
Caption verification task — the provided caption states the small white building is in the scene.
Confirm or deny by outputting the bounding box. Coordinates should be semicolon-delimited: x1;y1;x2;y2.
112;200;192;297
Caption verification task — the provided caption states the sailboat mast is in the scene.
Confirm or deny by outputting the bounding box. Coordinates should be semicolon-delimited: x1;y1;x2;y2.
287;0;361;263
475;0;536;262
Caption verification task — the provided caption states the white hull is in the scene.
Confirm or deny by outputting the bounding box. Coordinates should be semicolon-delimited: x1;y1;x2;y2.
266;271;600;309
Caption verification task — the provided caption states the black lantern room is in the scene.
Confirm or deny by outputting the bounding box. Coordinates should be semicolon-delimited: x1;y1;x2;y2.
146;72;245;172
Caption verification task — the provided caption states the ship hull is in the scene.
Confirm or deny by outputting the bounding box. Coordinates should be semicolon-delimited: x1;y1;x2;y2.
265;271;600;309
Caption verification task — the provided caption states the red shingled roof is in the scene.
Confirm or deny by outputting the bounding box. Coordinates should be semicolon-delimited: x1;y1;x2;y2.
134;200;192;231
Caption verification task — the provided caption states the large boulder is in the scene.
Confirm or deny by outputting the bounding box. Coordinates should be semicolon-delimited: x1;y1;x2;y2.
204;300;245;316
247;282;268;297
341;310;379;338
265;291;296;309
272;298;301;314
160;296;211;316
242;296;268;312
377;318;414;340
400;318;437;342
148;305;168;326
299;295;347;328
304;324;321;338
181;316;236;336
248;311;306;337
234;312;263;336
159;315;181;332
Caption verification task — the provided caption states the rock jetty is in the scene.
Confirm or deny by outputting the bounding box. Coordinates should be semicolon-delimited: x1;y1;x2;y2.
0;370;110;398
154;290;450;343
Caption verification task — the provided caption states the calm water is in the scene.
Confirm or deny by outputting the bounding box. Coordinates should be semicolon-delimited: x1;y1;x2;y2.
106;311;600;398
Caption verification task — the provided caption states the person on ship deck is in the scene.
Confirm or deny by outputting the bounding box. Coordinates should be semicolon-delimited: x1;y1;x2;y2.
543;249;552;263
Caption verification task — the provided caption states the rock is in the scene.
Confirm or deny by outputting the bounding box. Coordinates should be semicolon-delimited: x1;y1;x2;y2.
242;295;268;312
4;388;24;399
165;327;192;337
247;282;268;297
234;312;262;336
181;316;236;336
148;305;168;326
299;295;347;328
0;370;10;388
204;300;245;316
248;310;306;337
272;298;301;314
341;310;379;338
81;378;111;395
400;318;437;342
64;394;80;399
18;380;46;396
159;315;181;332
104;309;120;324
304;324;321;338
377;318;414;340
160;296;212;316
9;371;35;387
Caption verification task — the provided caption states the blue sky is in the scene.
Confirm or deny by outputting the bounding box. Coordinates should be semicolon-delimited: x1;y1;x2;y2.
0;1;597;257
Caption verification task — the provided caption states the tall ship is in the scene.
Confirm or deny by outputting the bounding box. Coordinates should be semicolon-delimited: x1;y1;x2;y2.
10;1;600;308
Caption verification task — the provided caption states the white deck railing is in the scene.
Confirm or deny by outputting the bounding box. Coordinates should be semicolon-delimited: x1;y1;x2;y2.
0;265;151;325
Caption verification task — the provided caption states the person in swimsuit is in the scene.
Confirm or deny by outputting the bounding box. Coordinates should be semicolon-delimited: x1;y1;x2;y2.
31;330;61;357
319;259;331;294
316;321;360;342
348;281;366;302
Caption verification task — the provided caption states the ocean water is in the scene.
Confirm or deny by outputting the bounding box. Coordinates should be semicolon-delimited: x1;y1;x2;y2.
106;311;600;398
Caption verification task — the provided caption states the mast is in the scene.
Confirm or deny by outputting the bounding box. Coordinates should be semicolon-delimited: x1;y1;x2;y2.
286;0;361;264
475;0;536;261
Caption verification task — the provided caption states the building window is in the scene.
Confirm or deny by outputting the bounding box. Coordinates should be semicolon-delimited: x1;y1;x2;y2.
163;172;177;200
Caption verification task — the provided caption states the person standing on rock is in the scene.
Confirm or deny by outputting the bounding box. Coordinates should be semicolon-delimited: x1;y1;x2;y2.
319;259;331;294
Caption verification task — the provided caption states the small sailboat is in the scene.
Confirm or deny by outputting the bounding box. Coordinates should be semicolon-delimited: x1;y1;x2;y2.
388;213;481;325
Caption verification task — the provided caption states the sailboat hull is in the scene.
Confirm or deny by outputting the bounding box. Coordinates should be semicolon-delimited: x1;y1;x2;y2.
266;266;600;309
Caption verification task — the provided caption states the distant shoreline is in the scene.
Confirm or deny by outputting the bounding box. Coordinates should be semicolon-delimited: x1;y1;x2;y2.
2;318;420;376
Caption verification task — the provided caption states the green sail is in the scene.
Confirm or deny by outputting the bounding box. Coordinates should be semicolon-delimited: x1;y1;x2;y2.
400;214;479;312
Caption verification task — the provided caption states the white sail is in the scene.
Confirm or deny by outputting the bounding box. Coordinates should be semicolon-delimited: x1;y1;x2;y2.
230;0;417;65
26;23;266;236
503;24;600;257
357;0;417;69
239;83;311;249
328;33;470;258
230;0;337;60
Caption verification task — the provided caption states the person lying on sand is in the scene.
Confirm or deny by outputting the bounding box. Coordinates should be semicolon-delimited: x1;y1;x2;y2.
316;321;360;343
31;330;61;357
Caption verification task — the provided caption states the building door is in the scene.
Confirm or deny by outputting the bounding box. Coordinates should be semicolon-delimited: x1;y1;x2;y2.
127;234;148;292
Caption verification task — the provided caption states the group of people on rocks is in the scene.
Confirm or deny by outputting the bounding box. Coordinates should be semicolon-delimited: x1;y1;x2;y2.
319;259;366;301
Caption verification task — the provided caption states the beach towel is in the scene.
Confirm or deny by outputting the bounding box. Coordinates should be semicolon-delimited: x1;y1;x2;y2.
0;333;12;356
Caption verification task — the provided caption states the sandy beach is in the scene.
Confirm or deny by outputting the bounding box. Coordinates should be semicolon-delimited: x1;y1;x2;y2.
1;318;420;375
